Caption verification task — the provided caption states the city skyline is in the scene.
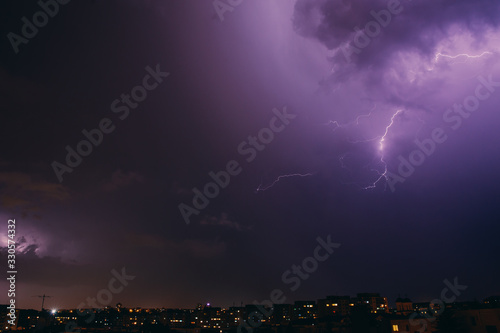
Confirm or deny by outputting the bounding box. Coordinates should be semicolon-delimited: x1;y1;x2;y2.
17;292;495;312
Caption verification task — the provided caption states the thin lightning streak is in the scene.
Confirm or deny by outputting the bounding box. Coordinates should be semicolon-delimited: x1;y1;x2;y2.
378;109;404;151
423;51;492;72
434;51;492;62
339;153;350;171
257;99;369;192
325;104;376;132
256;173;314;192
363;109;404;190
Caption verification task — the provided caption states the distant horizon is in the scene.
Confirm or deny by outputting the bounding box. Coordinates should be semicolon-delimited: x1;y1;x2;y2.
7;293;499;312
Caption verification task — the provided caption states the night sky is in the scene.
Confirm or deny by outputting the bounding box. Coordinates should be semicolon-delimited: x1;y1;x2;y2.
1;0;499;311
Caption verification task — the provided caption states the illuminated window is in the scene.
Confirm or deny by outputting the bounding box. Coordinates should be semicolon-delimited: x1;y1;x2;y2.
392;324;399;331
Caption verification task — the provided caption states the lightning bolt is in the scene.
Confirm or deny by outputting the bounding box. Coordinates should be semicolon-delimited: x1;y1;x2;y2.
434;51;492;63
339;153;350;171
417;50;493;73
256;173;314;192
325;104;376;132
363;109;404;190
326;112;372;130
378;109;404;152
261;104;376;192
331;50;491;190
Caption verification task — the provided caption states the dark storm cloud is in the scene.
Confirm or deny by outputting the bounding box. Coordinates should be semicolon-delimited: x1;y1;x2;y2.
0;172;68;212
102;170;144;192
122;231;226;259
293;0;500;70
199;212;253;231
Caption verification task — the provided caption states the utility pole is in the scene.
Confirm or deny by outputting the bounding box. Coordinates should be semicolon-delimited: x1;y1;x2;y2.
32;294;53;311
